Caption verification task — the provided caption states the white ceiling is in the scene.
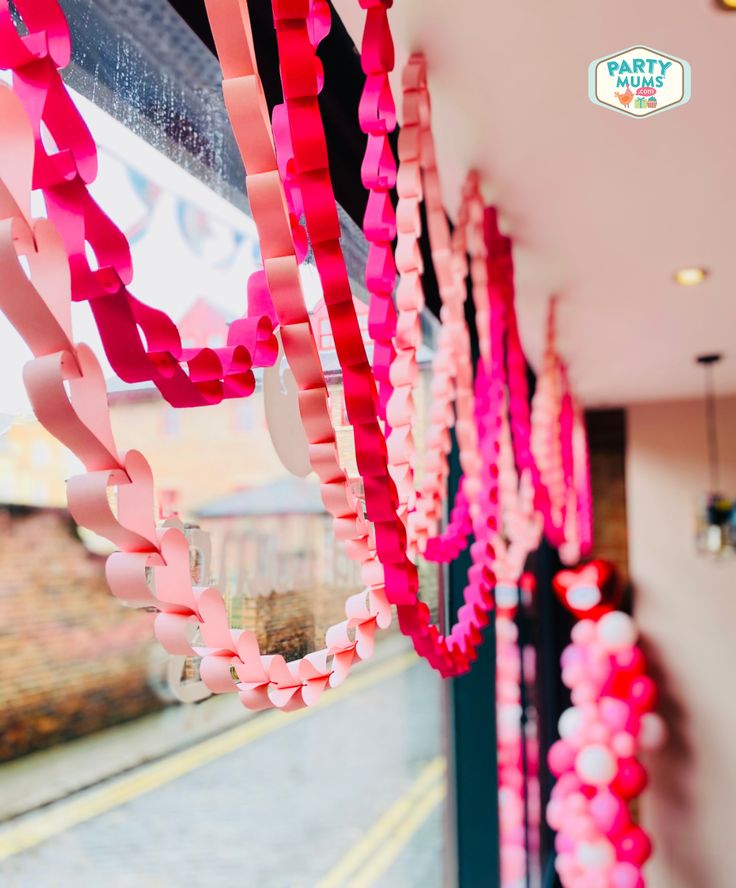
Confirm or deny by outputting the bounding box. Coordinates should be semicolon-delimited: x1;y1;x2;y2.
333;0;736;406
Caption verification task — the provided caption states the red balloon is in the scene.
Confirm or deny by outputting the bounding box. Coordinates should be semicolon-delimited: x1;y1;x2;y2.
611;758;648;800
629;675;658;713
615;824;653;866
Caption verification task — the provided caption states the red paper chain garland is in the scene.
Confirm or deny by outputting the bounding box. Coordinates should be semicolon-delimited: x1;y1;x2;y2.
0;0;279;408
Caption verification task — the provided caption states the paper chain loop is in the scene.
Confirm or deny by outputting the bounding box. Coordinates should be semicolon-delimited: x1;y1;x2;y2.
0;0;279;407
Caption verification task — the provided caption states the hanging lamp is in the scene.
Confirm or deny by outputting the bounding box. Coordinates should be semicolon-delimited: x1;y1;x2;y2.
694;353;735;555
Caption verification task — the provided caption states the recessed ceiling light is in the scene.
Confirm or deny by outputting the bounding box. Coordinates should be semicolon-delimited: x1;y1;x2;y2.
674;267;708;286
717;0;736;8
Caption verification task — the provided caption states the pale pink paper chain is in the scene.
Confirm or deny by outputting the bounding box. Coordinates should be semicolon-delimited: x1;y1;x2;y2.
0;46;389;713
392;58;482;555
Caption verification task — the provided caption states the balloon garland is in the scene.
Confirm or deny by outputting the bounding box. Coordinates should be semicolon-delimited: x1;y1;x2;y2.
496;575;542;888
546;561;666;888
0;0;278;407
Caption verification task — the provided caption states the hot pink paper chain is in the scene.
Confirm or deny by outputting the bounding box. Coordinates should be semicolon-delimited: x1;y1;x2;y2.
485;209;592;559
355;0;397;424
0;0;278;408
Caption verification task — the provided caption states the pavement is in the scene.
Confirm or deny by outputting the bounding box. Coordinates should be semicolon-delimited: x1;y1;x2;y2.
0;637;453;888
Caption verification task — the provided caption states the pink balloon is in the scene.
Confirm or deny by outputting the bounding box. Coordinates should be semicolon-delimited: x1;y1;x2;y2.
568;814;597;841
556;772;583;797
549;739;576;776
572;619;597;645
615;825;652;866
566;791;588;816
612;731;636;758
561;643;585;669
611;861;645;888
499;788;524;826
639;712;667;751
555;851;578;881
587;722;612;745
583;871;615;888
572;683;597;706
599;696;629;733
555;831;575;854
611;758;648;800
589;789;628;837
498;678;520;703
562;661;586;689
500;844;526;883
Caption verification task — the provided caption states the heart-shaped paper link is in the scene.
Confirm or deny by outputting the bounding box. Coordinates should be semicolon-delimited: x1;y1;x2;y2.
0;0;279;408
0;83;397;712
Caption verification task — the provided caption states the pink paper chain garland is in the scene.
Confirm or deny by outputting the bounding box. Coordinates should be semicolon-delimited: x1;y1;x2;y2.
485;209;593;560
0;0;279;408
0;55;390;714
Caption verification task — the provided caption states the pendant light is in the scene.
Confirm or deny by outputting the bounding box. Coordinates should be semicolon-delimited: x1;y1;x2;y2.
695;353;735;555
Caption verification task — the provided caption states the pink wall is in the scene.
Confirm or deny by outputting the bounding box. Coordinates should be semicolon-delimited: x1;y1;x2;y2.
626;396;736;888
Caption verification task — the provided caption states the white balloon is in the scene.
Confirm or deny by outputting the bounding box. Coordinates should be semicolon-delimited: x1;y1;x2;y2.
575;744;617;786
558;706;583;741
576;839;616;871
639;712;667;751
597;611;638;652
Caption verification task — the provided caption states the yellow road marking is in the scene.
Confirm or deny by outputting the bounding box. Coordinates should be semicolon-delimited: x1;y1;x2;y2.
0;650;417;862
317;758;446;888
